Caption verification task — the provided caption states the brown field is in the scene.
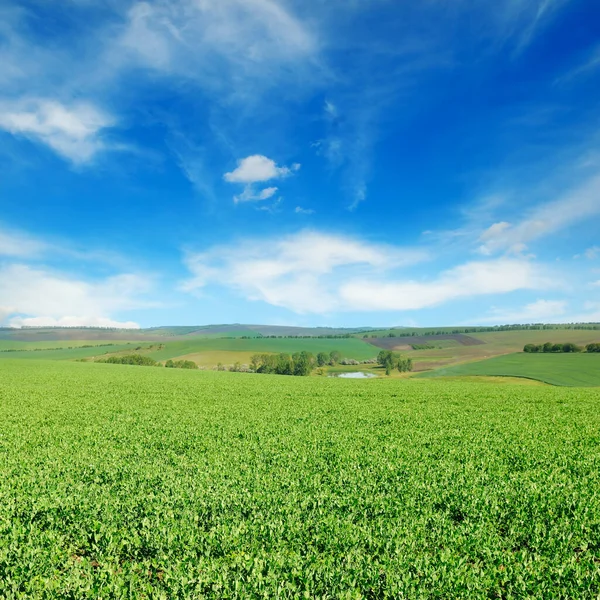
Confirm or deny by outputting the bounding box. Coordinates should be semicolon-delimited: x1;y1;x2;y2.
367;334;484;350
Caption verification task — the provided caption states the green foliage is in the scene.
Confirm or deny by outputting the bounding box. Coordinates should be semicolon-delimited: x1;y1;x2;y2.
0;360;599;597
524;343;582;353
329;350;342;365
99;354;159;367
586;342;600;353
422;352;600;386
144;337;376;362
251;352;314;376
377;350;413;375
165;359;198;369
316;351;329;367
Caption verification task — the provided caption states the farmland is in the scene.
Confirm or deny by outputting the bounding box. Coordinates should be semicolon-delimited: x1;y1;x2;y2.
1;360;599;597
420;352;600;387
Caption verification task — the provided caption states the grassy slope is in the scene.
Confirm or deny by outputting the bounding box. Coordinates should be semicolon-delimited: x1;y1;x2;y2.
146;337;378;362
420;352;600;386
1;360;599;597
407;329;600;372
0;343;139;361
0;340;137;351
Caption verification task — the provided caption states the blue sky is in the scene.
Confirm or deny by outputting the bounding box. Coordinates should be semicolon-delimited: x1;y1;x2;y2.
1;0;600;329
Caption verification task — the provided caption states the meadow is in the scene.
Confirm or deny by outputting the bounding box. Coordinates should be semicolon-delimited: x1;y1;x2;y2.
1;360;599;598
421;352;600;387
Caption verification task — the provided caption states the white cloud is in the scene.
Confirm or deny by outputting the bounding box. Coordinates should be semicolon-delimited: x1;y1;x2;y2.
9;316;140;329
224;155;299;184
295;206;315;215
117;0;317;85
0;227;47;258
339;259;551;312
0;99;114;163
181;231;551;314
475;299;567;324
477;174;600;255
233;185;279;204
0;265;151;327
182;231;428;313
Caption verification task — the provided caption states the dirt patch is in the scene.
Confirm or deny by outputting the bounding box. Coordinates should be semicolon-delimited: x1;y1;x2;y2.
367;334;485;350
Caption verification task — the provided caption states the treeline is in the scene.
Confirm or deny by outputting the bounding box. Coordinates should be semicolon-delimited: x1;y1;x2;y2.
249;350;365;376
523;342;600;353
366;324;600;338
98;355;199;369
99;354;161;366
377;351;413;375
165;359;197;369
250;351;316;376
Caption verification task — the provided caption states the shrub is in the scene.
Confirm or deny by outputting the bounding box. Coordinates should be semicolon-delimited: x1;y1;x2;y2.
166;359;198;369
99;354;159;367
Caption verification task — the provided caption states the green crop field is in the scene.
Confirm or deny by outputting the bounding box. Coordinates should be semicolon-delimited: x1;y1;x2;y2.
0;343;139;361
421;352;600;387
1;360;599;598
144;336;378;362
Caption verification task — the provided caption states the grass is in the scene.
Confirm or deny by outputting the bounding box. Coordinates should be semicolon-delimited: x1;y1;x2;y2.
407;330;600;372
0;340;137;351
420;352;600;386
0;343;139;361
1;360;599;597
174;350;268;368
144;337;378;362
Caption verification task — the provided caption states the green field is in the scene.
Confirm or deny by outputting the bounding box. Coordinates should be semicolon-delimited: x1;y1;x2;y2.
144;337;378;362
421;352;600;386
0;343;139;361
0;340;134;351
1;360;599;597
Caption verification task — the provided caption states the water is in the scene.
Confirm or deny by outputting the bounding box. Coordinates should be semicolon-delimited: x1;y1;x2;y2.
333;372;377;379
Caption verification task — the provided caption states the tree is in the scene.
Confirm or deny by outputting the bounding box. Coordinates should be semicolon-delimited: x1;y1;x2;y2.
586;342;600;353
543;342;554;353
317;352;329;367
329;350;342;365
551;343;564;353
275;353;293;375
294;352;313;376
377;350;393;366
523;344;540;353
397;357;413;373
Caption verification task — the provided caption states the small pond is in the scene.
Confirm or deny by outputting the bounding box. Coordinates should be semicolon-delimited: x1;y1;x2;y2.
332;372;377;379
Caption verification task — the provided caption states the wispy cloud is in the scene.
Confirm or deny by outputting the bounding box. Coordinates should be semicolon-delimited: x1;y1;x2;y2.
295;206;315;215
116;0;318;90
0;99;114;164
0;225;48;259
477;174;600;255
475;299;567;324
180;230;554;314
339;258;552;312
555;43;600;86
